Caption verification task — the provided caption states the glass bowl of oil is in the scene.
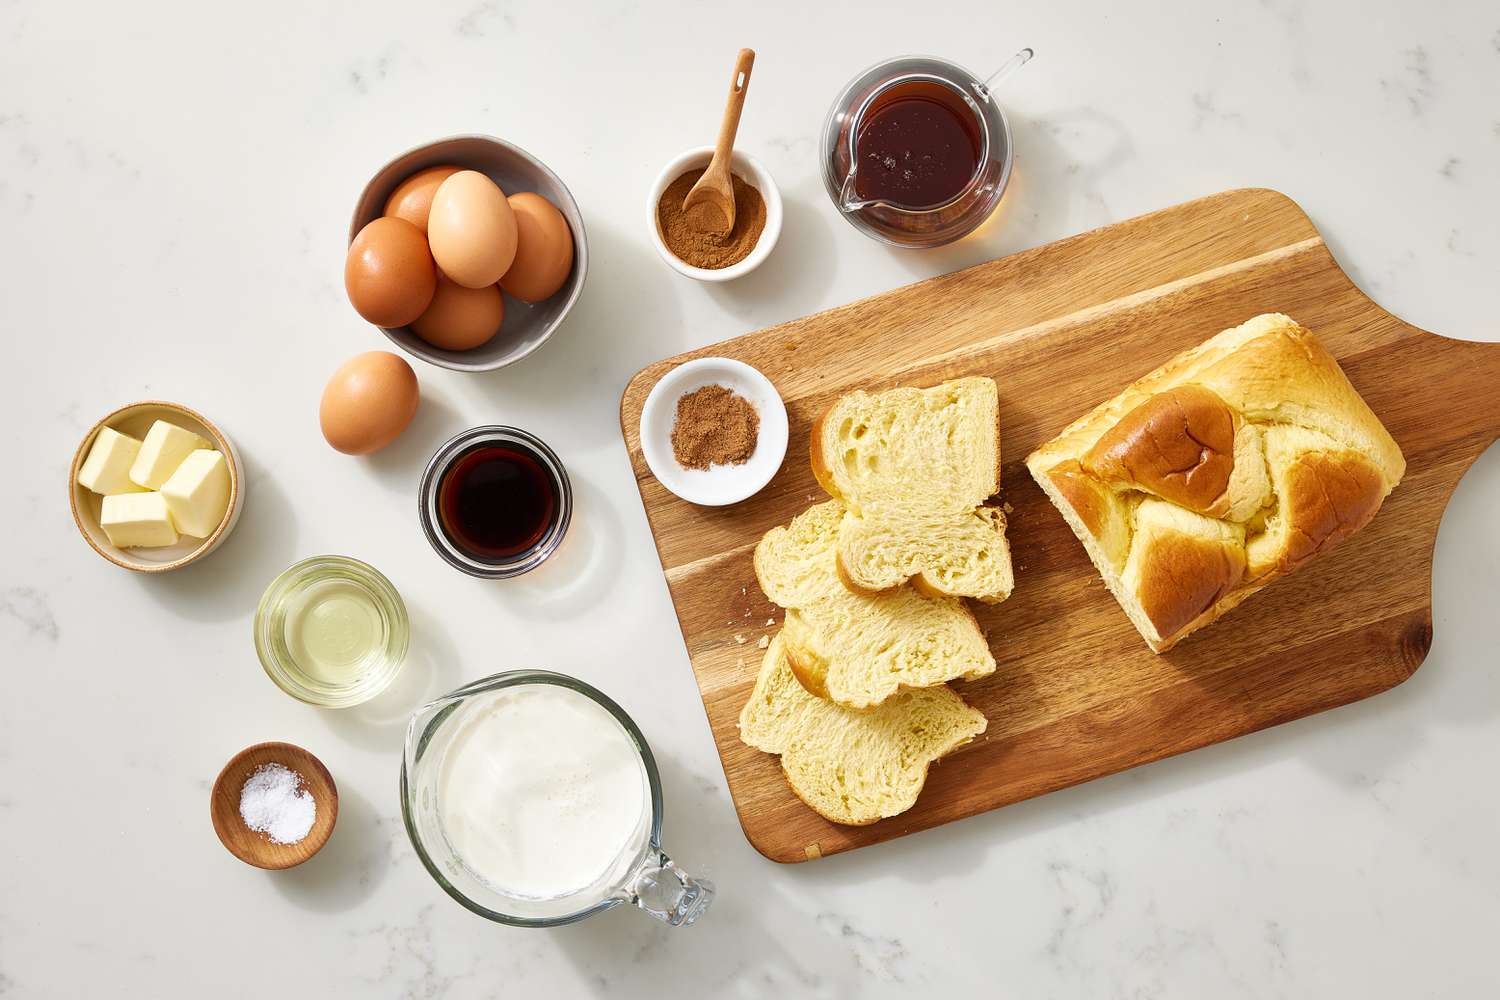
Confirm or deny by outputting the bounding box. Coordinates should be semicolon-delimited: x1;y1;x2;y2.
254;555;409;708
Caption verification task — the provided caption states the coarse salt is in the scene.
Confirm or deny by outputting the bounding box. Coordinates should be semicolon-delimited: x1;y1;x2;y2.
239;763;316;845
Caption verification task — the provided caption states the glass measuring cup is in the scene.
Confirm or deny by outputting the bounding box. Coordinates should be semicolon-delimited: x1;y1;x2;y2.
820;49;1033;248
401;671;714;928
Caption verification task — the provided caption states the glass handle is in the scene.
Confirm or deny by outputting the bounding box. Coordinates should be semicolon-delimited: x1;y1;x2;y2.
983;47;1035;90
627;849;715;926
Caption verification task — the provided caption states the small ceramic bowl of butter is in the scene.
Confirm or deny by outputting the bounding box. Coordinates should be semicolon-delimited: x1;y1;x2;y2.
69;401;245;572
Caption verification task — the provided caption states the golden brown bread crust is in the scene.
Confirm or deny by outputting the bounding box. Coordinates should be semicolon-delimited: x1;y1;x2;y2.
1271;450;1386;572
808;403;838;501
1024;314;1405;653
1082;384;1238;517
778;615;831;699
1046;460;1135;570
1047;461;1110;537
782;639;830;700
1132;528;1246;640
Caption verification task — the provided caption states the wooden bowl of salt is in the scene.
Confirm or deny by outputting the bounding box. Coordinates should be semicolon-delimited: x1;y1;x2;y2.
210;742;338;870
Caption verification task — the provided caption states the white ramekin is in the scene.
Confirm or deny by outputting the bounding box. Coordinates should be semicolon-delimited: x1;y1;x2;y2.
647;147;782;282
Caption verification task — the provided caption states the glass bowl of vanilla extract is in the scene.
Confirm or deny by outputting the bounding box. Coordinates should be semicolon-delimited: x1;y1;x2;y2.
419;426;573;579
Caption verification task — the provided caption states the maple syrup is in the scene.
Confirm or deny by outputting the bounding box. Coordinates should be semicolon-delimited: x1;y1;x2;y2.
852;80;982;209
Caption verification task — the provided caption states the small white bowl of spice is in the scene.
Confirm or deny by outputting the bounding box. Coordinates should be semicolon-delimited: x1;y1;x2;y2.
648;148;782;281
639;357;788;506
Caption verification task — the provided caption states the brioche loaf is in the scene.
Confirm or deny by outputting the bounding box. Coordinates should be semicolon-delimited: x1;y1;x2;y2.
738;634;987;825
811;377;1015;602
1026;313;1405;652
754;501;996;709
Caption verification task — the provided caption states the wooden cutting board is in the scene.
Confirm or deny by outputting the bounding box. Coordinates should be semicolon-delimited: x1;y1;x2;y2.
619;188;1500;864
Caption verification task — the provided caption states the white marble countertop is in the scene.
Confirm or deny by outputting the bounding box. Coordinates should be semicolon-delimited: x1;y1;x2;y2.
4;1;1498;996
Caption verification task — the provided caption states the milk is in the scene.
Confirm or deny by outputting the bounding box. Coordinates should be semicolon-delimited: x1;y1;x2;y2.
436;684;650;901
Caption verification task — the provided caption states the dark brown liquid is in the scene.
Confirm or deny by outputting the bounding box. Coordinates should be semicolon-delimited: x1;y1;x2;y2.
853;83;981;209
437;445;557;560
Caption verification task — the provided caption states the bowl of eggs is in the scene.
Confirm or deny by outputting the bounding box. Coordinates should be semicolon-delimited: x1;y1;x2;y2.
347;135;588;373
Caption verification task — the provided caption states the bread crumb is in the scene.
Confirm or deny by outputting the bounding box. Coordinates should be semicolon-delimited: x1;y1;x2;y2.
1002;502;1014;513
757;634;770;649
765;618;775;626
803;843;822;860
734;634;746;644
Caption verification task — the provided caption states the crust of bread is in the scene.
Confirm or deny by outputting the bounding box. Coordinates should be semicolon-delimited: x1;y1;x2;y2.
1129;518;1247;641
779;613;830;699
1082;384;1238;517
808;402;839;501
1278;450;1386;566
1026;314;1404;653
1046;461;1134;570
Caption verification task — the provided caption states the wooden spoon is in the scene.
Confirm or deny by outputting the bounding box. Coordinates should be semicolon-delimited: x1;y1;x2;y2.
210;741;338;870
682;48;755;235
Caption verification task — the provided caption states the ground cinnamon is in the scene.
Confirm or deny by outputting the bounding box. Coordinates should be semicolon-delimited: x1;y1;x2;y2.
657;169;767;269
670;384;760;469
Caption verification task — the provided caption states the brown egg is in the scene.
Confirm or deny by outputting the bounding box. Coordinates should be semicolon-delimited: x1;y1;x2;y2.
501;192;574;303
383;165;461;234
319;351;419;455
411;275;505;351
427;171;517;289
345;217;436;328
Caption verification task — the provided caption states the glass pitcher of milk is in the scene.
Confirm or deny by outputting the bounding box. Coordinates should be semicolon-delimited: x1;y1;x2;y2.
401;672;714;927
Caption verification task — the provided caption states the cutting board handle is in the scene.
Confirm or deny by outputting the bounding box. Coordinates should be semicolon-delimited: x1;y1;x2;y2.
1409;328;1500;451
1458;336;1500;403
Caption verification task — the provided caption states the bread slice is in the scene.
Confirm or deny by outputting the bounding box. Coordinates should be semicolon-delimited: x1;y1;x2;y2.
811;376;1014;602
1026;314;1405;652
754;501;996;709
738;634;987;826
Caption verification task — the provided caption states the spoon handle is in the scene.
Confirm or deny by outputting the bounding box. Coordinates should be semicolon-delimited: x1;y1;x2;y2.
712;49;755;169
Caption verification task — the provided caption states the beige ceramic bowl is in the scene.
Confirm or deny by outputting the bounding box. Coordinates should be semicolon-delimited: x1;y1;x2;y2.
69;401;245;573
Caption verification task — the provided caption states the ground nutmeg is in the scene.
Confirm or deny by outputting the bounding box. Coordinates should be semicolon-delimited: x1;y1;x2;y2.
657;169;767;270
670;384;760;469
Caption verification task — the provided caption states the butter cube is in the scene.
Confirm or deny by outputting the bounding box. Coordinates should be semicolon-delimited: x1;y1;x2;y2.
129;420;209;489
76;427;147;495
160;449;230;538
100;492;179;548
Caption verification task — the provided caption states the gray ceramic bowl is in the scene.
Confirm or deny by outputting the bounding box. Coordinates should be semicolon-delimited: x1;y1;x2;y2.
349;135;588;373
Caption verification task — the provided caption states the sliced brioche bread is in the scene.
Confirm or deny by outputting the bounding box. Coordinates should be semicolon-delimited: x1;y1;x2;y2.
739;634;987;825
754;501;995;709
811;376;1014;602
